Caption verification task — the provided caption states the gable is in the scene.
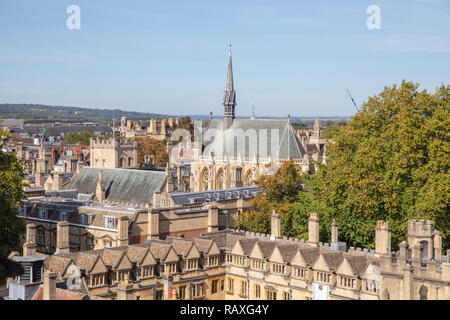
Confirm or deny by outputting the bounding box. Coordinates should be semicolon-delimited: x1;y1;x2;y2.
89;256;108;274
115;252;133;270
139;249;157;266
336;258;354;277
268;246;284;264
312;254;330;272
290;250;307;267
185;243;201;260
361;263;381;281
231;240;245;256
163;246;179;263
206;241;221;256
249;243;265;260
60;260;76;278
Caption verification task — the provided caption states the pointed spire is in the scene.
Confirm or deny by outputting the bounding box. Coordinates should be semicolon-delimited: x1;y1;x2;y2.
313;114;320;132
225;44;234;93
223;44;236;129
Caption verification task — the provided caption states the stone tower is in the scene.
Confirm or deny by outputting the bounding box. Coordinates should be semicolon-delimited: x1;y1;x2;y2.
223;44;236;129
407;219;442;260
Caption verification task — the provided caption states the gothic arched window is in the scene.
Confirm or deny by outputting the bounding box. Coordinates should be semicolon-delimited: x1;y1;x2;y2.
216;169;224;190
419;285;428;300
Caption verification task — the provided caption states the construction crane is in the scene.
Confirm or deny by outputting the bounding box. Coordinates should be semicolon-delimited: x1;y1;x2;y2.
346;89;359;111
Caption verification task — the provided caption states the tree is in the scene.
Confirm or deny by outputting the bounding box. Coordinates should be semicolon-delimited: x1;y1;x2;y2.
236;161;321;238
64;130;94;145
236;161;331;240
318;81;449;249
135;137;169;167
235;81;449;251
0;124;26;256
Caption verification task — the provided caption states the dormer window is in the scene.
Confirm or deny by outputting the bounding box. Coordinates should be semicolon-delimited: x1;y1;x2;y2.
59;211;68;221
104;216;116;229
39;208;48;219
82;213;94;225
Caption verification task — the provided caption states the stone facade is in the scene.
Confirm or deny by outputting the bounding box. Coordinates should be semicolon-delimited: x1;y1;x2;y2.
90;137;137;169
38;215;449;300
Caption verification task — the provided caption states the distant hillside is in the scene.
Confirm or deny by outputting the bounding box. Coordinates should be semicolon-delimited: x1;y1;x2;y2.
0;104;170;123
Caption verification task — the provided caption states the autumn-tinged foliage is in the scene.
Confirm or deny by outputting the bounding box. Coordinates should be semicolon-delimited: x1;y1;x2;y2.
319;81;449;249
237;81;449;251
135;137;169;167
236;161;313;238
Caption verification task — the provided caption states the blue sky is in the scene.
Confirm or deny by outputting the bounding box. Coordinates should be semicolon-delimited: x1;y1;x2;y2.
0;0;449;117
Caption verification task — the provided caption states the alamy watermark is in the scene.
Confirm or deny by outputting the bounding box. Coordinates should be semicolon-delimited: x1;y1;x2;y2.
66;5;81;30
366;5;381;30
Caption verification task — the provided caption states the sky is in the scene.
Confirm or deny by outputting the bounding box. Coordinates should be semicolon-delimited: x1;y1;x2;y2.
0;0;449;117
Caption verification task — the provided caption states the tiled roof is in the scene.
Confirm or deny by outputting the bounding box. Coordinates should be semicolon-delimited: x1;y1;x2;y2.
193;238;214;253
344;255;369;276
277;244;300;263
239;239;257;255
170;239;194;257
44;255;72;275
321;250;344;270
299;247;320;266
256;241;277;259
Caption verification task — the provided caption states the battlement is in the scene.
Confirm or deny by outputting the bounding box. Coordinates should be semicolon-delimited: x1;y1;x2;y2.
376;220;390;228
309;212;319;220
90;137;138;149
408;219;434;236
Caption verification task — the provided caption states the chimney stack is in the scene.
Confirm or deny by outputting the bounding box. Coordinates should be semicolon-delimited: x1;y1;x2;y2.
207;205;219;233
56;221;70;254
96;169;105;202
53;172;64;191
308;212;320;247
43;270;57;300
375;220;391;255
147;209;160;240
117;281;134;300
35;170;45;188
23;223;38;256
271;210;281;238
117;215;129;246
331;220;338;243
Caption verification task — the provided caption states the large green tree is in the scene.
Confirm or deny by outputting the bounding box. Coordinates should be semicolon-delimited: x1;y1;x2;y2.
0;125;26;256
236;81;449;251
319;81;449;249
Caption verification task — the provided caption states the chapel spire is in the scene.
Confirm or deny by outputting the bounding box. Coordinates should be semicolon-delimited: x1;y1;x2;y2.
223;44;236;129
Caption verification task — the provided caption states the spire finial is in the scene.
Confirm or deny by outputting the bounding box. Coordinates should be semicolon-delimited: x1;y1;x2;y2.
251;102;255;120
223;44;236;129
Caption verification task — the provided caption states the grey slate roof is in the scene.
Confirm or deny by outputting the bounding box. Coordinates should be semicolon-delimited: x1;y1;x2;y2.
170;186;260;205
69;167;166;204
201;119;306;159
